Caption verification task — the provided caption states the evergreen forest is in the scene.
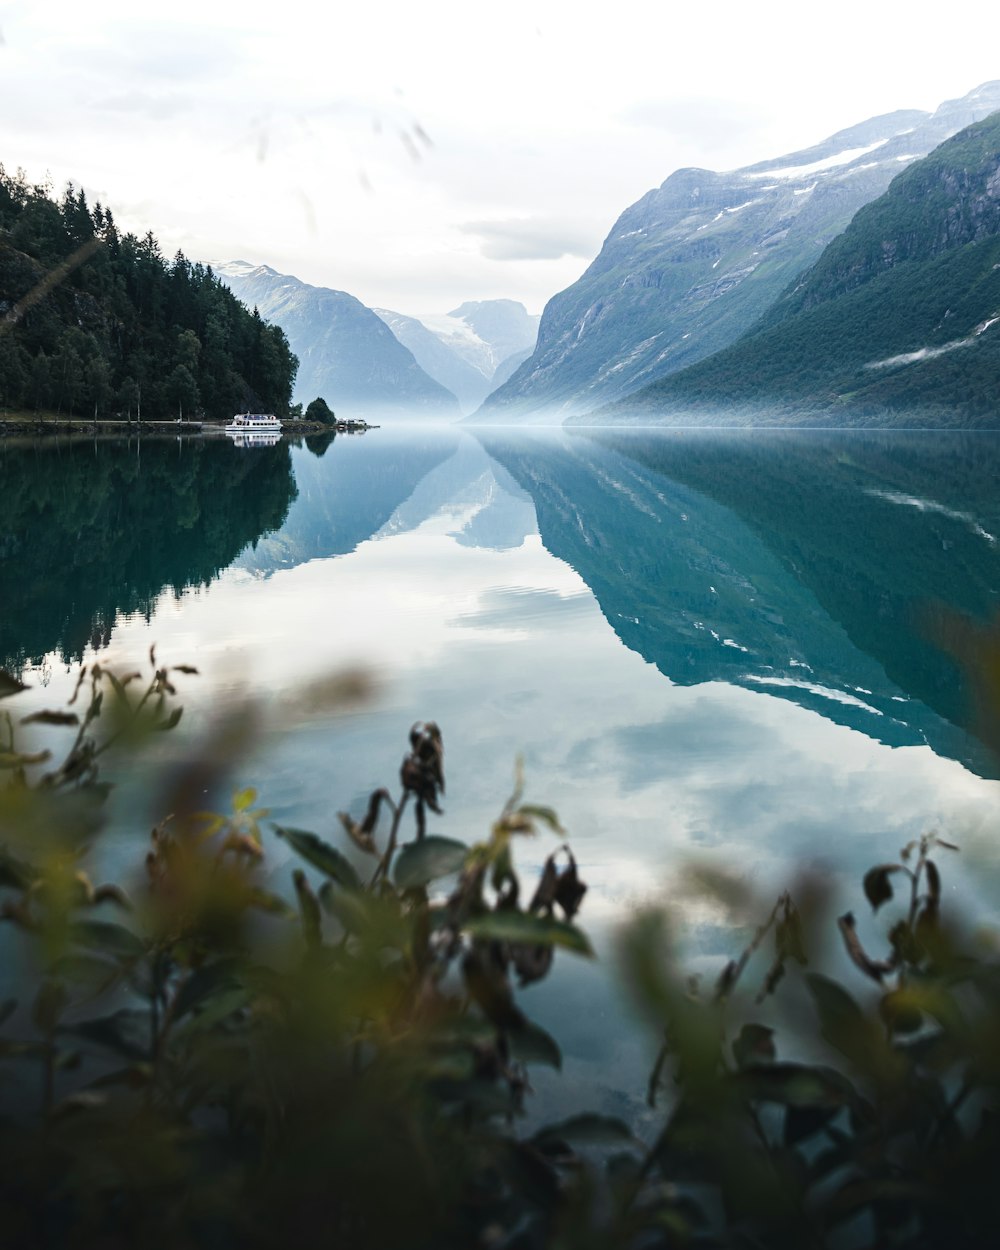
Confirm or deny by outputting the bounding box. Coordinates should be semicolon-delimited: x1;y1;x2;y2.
0;164;297;422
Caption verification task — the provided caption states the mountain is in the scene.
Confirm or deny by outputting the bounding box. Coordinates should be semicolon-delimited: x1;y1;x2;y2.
476;428;1000;779
476;82;1000;421
446;300;540;370
374;300;539;413
605;111;1000;427
212;262;460;420
371;308;491;412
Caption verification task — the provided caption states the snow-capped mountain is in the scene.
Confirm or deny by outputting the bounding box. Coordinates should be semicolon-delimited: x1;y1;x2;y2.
211;261;460;420
477;81;1000;420
374;300;539;413
605;109;1000;428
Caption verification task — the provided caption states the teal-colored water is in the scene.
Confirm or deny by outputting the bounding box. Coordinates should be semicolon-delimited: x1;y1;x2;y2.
4;425;1000;1122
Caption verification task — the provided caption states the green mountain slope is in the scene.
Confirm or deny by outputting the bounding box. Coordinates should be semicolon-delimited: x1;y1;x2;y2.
477;83;1000;421
602;113;1000;427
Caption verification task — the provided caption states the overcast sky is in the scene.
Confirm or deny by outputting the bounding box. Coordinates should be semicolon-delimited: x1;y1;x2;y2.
2;1;999;317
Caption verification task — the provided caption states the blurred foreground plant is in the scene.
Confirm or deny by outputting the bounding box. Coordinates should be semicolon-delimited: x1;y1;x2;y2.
0;656;622;1250
618;831;1000;1249
3;647;1000;1250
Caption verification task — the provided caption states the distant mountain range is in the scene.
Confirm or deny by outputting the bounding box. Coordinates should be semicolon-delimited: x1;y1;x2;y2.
476;81;1000;422
213;261;538;419
372;301;538;412
211;261;460;420
599;110;1000;427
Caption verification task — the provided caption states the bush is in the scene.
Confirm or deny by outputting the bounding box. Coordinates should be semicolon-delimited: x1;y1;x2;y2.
305;396;336;425
2;650;1000;1249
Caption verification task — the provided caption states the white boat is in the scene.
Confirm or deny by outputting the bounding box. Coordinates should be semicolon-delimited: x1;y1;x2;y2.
224;412;282;434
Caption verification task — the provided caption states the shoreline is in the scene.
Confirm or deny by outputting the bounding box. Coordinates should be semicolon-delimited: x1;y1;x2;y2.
0;415;377;437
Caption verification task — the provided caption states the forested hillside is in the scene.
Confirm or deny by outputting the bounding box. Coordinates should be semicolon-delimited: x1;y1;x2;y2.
0;165;297;421
602;113;1000;427
479;82;1000;419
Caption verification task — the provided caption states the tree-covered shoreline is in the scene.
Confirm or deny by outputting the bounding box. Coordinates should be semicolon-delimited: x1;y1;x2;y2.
0;164;297;422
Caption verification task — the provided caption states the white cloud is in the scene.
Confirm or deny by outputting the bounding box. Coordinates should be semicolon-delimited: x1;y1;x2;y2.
2;1;999;314
458;217;599;261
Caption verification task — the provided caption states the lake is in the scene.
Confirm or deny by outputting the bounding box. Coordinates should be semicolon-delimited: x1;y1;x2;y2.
4;424;1000;1124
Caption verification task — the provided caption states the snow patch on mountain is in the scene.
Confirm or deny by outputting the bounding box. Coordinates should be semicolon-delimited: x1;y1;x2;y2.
743;139;890;181
417;313;496;378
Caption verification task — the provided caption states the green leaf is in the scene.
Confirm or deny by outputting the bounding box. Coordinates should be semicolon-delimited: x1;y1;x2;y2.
532;1113;635;1147
19;710;80;727
233;787;257;813
806;972;874;1066
33;982;68;1032
176;985;251;1034
65;1009;152;1060
0;749;51;770
863;864;903;911
517;804;564;833
153;706;183;731
49;955;122;994
247;888;295;918
465;910;593;956
925;859;941;904
318;881;370;932
732;1023;776;1070
0;670;28;699
734;1061;857;1110
0;848;38;890
809;973;864;1024
70;920;146;962
393;836;469;889
509;1020;562;1070
171;961;241;1021
275;826;361;890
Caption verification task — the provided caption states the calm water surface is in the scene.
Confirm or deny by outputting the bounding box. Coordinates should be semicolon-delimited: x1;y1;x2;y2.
4;424;1000;1121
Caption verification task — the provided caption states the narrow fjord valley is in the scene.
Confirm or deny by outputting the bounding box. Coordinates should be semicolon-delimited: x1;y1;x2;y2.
6;22;1000;1248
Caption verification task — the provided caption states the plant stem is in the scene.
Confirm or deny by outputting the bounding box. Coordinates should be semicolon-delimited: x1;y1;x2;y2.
369;790;409;889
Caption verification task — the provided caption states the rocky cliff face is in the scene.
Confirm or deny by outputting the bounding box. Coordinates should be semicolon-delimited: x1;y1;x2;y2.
767;117;1000;318
213;262;460;419
603;110;1000;428
476;82;1000;420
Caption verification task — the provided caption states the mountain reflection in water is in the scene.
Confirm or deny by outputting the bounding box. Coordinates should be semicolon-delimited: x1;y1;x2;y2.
4;427;1000;779
478;428;1000;778
5;423;1000;1126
